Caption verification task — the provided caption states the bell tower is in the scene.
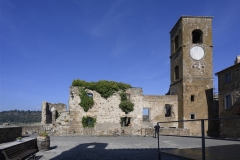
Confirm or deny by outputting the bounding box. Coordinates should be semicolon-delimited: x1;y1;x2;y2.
169;16;213;135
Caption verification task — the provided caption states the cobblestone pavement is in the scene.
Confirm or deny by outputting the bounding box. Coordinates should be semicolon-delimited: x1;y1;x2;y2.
34;135;240;160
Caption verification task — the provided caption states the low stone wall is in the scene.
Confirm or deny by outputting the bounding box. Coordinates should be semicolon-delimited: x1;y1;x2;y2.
22;125;45;135
0;126;22;143
160;128;190;136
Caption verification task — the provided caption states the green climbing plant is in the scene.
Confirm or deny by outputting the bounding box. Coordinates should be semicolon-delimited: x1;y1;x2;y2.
79;88;94;112
119;92;134;114
72;79;134;114
82;116;96;128
72;79;131;99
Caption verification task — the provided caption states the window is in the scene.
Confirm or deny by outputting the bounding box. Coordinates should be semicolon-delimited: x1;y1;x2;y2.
190;114;195;119
82;116;96;128
192;29;203;43
87;93;93;98
224;73;231;83
126;94;131;101
143;108;149;121
174;66;179;80
165;104;172;117
174;35;179;50
191;95;194;102
120;117;131;126
225;94;232;109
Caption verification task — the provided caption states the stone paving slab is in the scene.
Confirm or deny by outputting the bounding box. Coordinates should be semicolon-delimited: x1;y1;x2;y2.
33;136;240;160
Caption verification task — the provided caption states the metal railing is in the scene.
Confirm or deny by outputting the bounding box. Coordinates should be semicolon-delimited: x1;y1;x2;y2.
157;116;240;160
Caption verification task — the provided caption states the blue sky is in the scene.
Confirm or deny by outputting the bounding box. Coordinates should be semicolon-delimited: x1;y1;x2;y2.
0;0;239;111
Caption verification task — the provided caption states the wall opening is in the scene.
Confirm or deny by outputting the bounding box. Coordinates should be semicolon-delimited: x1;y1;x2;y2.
82;116;96;128
191;95;194;102
192;29;203;43
120;117;131;126
126;94;131;101
46;103;52;124
143;108;149;121
224;73;231;83
190;114;195;120
87;93;93;98
225;94;232;109
174;66;179;80
174;35;179;50
165;104;172;117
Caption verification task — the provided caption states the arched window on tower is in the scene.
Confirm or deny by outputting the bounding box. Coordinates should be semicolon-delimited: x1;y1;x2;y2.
174;66;179;80
192;29;203;44
174;35;179;50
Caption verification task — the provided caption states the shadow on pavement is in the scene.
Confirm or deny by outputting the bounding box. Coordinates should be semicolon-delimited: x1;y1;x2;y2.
40;142;176;160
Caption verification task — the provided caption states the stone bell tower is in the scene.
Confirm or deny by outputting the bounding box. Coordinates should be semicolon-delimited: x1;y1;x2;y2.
169;16;213;135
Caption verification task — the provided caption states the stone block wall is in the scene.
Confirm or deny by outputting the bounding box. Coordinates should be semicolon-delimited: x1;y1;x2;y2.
67;86;180;136
68;87;144;136
22;125;45;135
41;101;66;124
0;126;22;143
143;95;178;128
160;128;190;136
216;59;240;138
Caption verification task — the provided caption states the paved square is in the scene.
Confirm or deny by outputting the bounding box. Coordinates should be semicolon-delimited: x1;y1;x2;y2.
35;136;240;160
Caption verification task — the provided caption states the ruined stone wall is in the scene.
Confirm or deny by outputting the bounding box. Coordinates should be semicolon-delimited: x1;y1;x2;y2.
41;101;66;124
68;87;144;136
142;95;178;128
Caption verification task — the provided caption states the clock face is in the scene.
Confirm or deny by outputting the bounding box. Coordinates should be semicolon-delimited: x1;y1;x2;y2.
190;46;204;60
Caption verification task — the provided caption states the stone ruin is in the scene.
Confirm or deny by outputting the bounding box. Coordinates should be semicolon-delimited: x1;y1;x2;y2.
41;87;181;136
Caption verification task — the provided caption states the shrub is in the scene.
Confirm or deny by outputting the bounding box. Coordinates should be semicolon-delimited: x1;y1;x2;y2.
72;79;131;99
73;79;134;114
119;101;134;114
38;131;48;137
79;88;94;112
82;116;96;128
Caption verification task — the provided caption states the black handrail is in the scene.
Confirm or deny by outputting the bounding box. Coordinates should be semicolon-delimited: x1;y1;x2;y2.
157;116;240;160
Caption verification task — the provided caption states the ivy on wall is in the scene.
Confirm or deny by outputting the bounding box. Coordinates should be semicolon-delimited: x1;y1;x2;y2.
72;79;131;98
79;88;94;112
72;79;134;114
82;116;96;128
119;92;134;114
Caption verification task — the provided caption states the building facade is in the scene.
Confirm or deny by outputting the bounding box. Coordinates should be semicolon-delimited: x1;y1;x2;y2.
215;56;240;138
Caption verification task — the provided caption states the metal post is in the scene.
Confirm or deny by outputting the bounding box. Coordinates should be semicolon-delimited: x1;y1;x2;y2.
201;119;205;160
158;123;161;160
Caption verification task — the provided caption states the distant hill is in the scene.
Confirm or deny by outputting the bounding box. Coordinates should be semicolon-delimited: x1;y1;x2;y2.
0;110;41;124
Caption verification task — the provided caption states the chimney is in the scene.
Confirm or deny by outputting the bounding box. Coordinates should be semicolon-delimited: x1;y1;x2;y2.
235;55;240;64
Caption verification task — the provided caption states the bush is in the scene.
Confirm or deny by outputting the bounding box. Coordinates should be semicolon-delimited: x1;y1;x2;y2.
38;131;48;137
79;89;94;112
119;101;134;114
82;116;96;128
73;79;134;114
72;79;131;99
